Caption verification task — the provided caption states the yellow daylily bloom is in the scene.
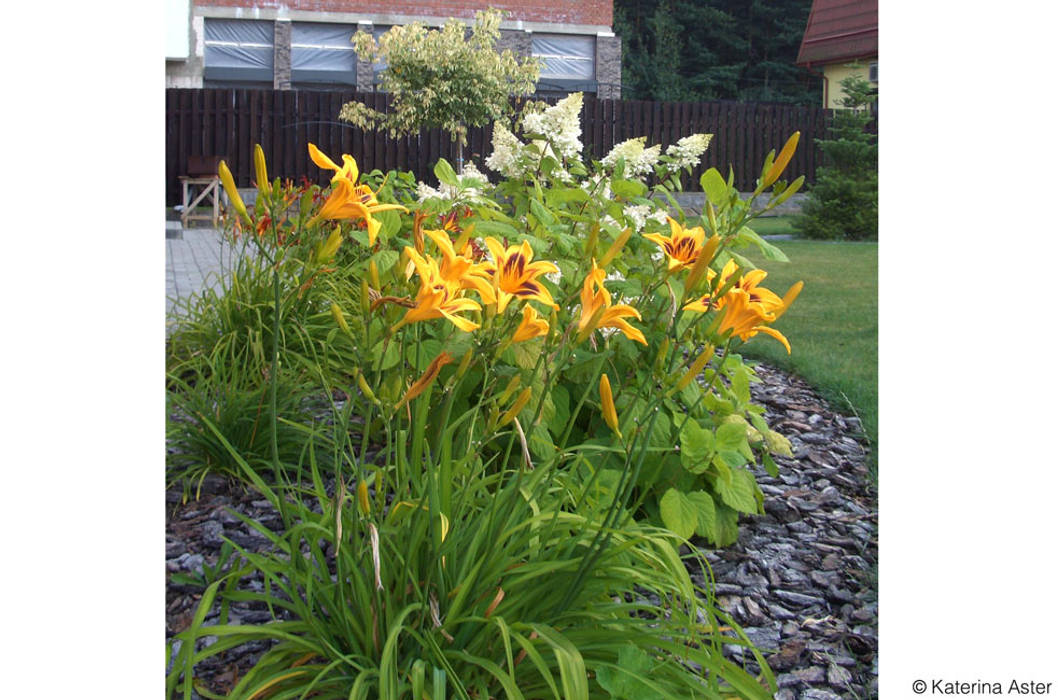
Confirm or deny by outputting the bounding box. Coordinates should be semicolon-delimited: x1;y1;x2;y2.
642;217;707;272
511;304;550;343
308;178;408;246
481;237;560;314
395;252;482;333
683;262;803;354
306;144;408;245
421;229;496;305
576;260;647;345
308;142;360;183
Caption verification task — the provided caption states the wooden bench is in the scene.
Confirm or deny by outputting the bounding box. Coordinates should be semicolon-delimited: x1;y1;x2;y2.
179;155;226;228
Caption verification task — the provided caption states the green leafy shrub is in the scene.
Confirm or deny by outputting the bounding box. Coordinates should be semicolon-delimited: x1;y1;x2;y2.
796;75;878;240
166;364;323;497
165;100;809;696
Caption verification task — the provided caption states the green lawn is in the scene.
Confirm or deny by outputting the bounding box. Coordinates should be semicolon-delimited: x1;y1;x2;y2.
748;215;799;237
737;240;878;459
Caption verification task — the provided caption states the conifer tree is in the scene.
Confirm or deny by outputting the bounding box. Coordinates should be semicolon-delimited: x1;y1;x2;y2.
796;75;878;240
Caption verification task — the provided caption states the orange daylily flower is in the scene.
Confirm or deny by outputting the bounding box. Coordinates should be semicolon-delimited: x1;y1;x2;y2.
683;260;803;353
395;251;482;333
420;229;496;305
643;217;707;272
576;259;647;345
306;144;408;245
511;304;550;343
481;238;560;314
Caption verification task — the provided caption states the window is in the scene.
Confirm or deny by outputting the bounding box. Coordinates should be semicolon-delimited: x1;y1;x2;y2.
869;61;878;83
292;22;357;87
531;34;595;81
204;19;273;86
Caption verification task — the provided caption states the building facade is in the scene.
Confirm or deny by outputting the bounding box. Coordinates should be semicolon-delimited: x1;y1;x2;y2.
166;0;622;98
795;0;877;109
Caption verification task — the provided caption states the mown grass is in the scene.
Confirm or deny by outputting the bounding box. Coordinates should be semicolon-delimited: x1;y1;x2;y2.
738;240;878;461
748;215;799;237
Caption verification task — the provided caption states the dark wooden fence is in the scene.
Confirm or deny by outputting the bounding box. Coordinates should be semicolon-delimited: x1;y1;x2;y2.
166;88;835;207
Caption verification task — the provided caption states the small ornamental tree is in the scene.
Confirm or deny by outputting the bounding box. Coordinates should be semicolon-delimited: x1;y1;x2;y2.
340;8;540;169
797;74;878;240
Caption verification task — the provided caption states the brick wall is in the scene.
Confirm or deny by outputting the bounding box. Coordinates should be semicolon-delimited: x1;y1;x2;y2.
194;0;612;26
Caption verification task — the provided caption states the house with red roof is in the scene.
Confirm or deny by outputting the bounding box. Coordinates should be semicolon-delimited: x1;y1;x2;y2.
796;0;877;109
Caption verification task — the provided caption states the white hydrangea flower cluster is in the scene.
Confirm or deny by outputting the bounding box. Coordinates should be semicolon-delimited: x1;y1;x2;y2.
520;92;584;161
581;173;612;201
623;203;667;233
601;137;661;177
485;122;532;179
416;161;492;204
664;133;714;170
486;93;587;182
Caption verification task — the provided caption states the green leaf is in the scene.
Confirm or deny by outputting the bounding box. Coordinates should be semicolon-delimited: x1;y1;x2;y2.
735;226;789;262
548;185;590;205
406;339;443;371
689;490;718;542
679;420;714;474
715;421;747;452
700;168;729;208
731;365;752;406
762;451;780;478
370;249;400;278
434;158;459;186
594;645;665;700
549;384;570;438
714;467;760;514
611;178;647;199
713;502;741;546
468;218;520;240
374;209;402;242
371;338;401;371
529;198;557;228
659;488;698;540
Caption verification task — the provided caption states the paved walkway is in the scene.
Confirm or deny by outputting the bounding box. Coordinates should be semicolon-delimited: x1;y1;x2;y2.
166;222;237;320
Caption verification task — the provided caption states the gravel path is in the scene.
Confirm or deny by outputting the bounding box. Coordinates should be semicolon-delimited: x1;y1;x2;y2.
166;362;877;698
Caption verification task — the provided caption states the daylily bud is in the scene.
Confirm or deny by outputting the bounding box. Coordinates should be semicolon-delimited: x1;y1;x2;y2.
360;279;371;315
676;344;715;391
254;144;270;198
357;370;381;405
498;387;533;427
369;259;381;290
654;337;671;372
684;234;720;294
705;202;718;237
218;160;250;224
455;349;474;379
584;223;600;260
357;480;371;516
763;131;800;188
396;351;454;409
599;228;632;267
331;302;351;335
599;373;622;439
498;375;522;405
318;226;343;264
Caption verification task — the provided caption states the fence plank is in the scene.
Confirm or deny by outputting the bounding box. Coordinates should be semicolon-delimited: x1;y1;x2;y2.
166;88;834;203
